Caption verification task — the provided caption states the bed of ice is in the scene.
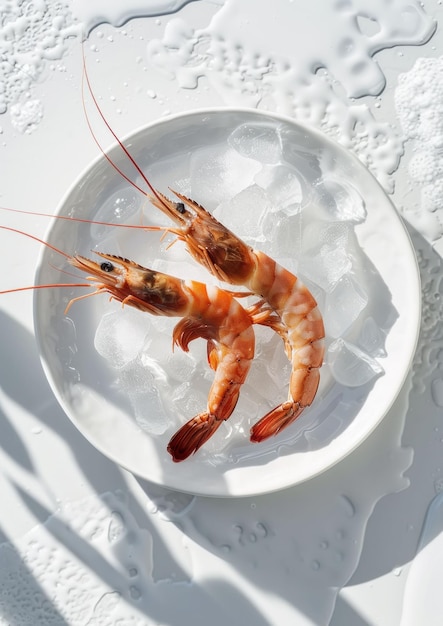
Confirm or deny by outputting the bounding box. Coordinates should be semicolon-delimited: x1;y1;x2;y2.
82;121;387;463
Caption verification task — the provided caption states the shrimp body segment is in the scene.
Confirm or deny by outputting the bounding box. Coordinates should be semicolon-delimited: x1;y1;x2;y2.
69;253;255;461
149;190;325;442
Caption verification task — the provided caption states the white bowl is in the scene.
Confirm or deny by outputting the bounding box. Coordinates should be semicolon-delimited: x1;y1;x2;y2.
34;108;420;497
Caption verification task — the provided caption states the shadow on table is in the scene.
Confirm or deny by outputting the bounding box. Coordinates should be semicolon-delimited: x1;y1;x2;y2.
134;223;440;625
0;311;269;626
333;226;443;585
0;221;437;625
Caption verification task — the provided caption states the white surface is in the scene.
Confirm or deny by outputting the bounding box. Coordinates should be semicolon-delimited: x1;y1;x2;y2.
0;0;443;624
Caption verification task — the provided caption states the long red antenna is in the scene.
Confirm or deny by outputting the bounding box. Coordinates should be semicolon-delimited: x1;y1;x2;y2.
0;225;91;295
81;45;170;210
0;225;70;259
0;205;168;233
0;283;90;296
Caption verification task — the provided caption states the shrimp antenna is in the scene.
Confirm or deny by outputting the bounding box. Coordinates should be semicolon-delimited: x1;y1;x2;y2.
0;283;90;296
81;45;171;210
0;225;70;259
0;225;90;296
0;205;169;233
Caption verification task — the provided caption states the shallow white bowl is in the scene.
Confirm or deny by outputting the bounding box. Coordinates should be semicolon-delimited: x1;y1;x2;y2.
34;108;420;497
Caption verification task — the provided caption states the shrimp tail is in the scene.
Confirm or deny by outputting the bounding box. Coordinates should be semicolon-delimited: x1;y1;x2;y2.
250;365;321;442
167;412;223;462
250;402;304;442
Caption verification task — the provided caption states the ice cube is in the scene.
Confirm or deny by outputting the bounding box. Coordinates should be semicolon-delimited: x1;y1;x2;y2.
228;122;282;164
300;243;352;292
324;275;368;338
189;146;261;207
299;222;352;291
117;357;157;393
164;351;198;383
260;210;302;262
198;421;234;459
142;322;175;360
244;357;282;408
94;309;150;369
254;164;303;213
150;258;212;283
138;352;168;384
254;328;292;395
131;386;169;435
358;317;387;357
315;178;367;223
91;187;143;241
214;184;271;242
170;381;208;417
327;338;384;387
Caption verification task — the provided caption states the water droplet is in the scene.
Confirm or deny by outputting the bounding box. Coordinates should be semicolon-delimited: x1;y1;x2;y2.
311;560;321;571
256;523;268;538
334;550;345;562
129;585;141;600
340;495;356;517
431;378;443;407
249;533;257;543
129;567;138;578
392;566;403;576
108;511;126;543
31;427;42;435
233;524;244;545
319;540;329;550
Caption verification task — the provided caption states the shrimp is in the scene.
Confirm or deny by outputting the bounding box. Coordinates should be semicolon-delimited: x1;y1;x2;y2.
0;226;255;462
147;190;325;442
56;55;325;443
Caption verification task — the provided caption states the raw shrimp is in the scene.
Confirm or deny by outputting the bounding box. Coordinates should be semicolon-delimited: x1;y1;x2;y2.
148;190;325;442
43;56;325;443
80;89;325;442
0;226;255;462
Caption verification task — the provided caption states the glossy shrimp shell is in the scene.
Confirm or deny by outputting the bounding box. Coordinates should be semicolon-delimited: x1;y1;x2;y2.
80;66;323;444
69;252;255;461
148;190;325;441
